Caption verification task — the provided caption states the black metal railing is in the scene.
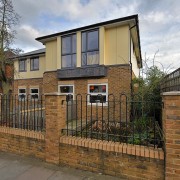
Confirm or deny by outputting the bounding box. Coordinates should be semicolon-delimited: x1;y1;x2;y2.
0;95;45;132
161;67;180;92
62;93;164;149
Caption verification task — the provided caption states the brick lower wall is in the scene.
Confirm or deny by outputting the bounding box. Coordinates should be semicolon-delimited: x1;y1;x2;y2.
43;71;58;93
59;65;131;122
59;136;164;180
0;127;45;160
13;78;43;95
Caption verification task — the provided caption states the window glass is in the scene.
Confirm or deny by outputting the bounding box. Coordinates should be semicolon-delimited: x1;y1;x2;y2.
59;85;74;101
30;88;39;99
87;51;99;65
89;85;106;93
31;57;39;70
72;54;76;67
72;34;77;54
81;53;87;66
60;86;73;93
18;88;26;100
19;89;26;93
81;29;99;66
62;55;72;68
62;36;71;54
90;95;106;103
61;34;76;68
82;32;86;52
31;89;38;93
19;59;26;72
88;84;108;105
87;30;98;51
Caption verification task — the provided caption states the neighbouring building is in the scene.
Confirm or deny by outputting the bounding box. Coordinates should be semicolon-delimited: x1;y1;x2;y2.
13;14;142;103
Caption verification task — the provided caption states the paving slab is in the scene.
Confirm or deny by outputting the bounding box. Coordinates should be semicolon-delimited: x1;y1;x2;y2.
0;152;122;180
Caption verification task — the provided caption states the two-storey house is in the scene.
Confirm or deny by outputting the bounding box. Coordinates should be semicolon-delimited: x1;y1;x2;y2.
13;14;142;103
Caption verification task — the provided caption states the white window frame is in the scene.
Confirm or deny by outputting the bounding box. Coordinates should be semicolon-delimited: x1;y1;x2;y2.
30;88;39;100
59;85;74;100
18;88;26;100
87;83;108;106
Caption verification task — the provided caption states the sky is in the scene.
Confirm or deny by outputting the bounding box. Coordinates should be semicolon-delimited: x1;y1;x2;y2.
12;0;180;72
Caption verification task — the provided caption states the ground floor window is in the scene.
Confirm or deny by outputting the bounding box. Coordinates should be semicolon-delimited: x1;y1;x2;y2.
18;88;26;100
59;85;74;101
30;88;39;100
88;83;108;105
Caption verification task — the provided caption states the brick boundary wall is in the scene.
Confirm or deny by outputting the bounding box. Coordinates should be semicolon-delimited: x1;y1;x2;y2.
4;93;180;179
0;127;45;160
162;92;180;180
59;136;164;179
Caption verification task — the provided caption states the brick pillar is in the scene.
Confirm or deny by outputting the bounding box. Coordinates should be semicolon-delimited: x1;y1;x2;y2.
162;92;180;179
45;93;66;164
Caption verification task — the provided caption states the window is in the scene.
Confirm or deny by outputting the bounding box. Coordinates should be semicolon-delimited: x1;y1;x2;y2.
19;59;27;72
88;83;108;105
59;85;74;101
30;88;39;99
61;34;76;68
30;57;39;71
82;29;99;66
18;88;26;100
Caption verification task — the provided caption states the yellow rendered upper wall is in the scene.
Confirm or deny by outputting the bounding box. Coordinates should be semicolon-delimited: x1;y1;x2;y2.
131;38;139;77
43;25;137;71
14;55;45;79
45;40;57;71
105;25;129;65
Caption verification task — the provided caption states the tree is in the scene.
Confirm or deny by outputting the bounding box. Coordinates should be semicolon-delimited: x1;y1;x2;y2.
0;0;20;94
132;52;166;126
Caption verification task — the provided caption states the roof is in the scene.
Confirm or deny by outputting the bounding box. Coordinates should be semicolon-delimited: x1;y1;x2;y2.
13;48;45;59
36;14;138;42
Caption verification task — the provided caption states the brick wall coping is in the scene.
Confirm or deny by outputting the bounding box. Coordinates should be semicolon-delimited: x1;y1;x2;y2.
0;127;45;140
44;92;66;96
162;91;180;96
60;136;164;160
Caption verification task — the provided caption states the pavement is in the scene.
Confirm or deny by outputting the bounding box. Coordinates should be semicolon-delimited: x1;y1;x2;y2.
0;152;121;180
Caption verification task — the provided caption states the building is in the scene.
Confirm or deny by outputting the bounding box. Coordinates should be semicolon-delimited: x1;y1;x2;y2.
13;14;142;103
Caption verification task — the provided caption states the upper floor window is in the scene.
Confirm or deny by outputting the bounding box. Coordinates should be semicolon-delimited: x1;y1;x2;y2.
30;57;39;71
19;59;27;72
82;29;99;66
61;34;76;68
